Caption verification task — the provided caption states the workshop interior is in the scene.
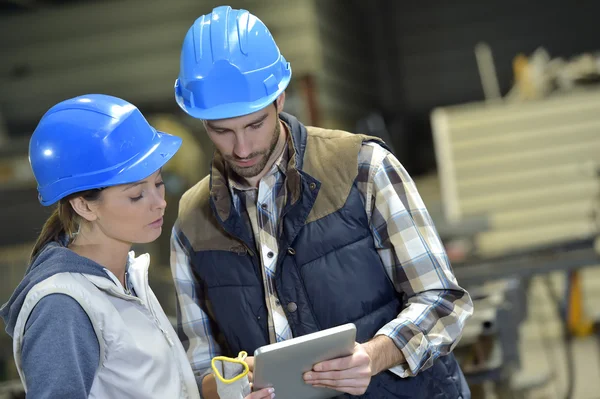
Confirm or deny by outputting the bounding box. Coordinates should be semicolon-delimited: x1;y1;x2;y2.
1;0;600;398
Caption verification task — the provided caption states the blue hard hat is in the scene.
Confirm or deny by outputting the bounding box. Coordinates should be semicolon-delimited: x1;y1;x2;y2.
174;5;292;120
29;94;182;206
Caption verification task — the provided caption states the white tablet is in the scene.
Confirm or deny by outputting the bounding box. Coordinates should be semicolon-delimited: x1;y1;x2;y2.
252;323;356;399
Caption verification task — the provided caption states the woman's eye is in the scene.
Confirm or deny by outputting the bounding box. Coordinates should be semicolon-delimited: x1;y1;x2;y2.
130;194;143;202
156;181;165;188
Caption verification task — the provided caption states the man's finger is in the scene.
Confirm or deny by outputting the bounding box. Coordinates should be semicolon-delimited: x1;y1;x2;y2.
304;369;343;381
304;367;369;382
305;377;367;388
313;354;353;372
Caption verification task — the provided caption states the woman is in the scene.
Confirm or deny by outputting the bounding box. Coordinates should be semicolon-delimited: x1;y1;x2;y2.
0;94;274;399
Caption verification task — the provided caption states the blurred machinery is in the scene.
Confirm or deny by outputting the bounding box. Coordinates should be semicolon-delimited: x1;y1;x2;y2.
432;88;600;255
430;69;600;398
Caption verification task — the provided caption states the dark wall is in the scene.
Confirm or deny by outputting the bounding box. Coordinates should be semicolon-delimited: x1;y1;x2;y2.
364;0;600;176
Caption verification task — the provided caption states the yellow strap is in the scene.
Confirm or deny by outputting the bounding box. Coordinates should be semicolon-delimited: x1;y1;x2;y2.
211;351;249;384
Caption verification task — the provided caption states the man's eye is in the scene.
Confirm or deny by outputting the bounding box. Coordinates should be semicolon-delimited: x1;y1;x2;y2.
251;123;263;130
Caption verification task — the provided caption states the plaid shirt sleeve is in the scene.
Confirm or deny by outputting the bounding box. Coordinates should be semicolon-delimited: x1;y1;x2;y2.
170;228;221;395
357;142;473;378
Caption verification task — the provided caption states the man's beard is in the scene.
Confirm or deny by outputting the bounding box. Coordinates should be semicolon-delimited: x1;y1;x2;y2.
226;121;281;178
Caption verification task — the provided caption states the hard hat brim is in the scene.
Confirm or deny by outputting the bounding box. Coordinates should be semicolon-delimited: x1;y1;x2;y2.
38;131;182;206
176;73;291;121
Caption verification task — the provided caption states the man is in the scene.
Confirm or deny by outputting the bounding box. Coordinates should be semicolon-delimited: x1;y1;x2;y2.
171;5;473;399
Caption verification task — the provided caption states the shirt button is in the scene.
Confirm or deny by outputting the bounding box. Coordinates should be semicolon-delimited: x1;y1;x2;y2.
267;251;274;258
287;302;298;313
261;203;268;210
309;182;317;190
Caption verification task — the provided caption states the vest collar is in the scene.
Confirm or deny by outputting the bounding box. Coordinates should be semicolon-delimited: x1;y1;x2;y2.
83;251;150;300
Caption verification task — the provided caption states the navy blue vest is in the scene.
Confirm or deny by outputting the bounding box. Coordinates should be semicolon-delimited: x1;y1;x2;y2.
177;113;470;398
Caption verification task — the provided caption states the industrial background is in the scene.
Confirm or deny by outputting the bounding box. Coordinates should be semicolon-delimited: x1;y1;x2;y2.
1;0;600;398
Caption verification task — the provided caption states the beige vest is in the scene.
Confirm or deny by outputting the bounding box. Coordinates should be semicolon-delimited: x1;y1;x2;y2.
176;126;383;252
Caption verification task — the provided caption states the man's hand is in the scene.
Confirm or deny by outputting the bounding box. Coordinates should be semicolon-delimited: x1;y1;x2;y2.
302;343;372;395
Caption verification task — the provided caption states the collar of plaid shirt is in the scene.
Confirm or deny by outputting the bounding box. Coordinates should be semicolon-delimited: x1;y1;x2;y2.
227;124;290;193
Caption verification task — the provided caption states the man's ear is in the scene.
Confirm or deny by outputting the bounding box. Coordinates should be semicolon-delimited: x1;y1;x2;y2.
69;197;98;222
275;91;286;113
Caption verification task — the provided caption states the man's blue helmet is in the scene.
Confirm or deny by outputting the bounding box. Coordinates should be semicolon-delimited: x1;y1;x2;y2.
174;5;292;120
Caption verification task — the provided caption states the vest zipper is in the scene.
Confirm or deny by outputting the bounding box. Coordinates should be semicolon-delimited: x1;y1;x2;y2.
141;270;175;348
110;290;174;347
147;303;175;347
111;290;144;305
101;268;189;395
138;281;190;397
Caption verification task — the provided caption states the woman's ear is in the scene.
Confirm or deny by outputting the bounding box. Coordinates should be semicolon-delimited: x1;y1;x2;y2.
69;197;98;222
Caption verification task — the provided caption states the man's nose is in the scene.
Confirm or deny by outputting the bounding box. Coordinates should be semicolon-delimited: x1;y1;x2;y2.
233;133;251;159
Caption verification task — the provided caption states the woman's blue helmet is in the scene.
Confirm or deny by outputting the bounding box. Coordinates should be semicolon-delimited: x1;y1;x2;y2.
29;94;182;206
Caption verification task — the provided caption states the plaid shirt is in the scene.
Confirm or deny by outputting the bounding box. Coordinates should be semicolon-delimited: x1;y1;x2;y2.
171;140;473;392
227;143;294;345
